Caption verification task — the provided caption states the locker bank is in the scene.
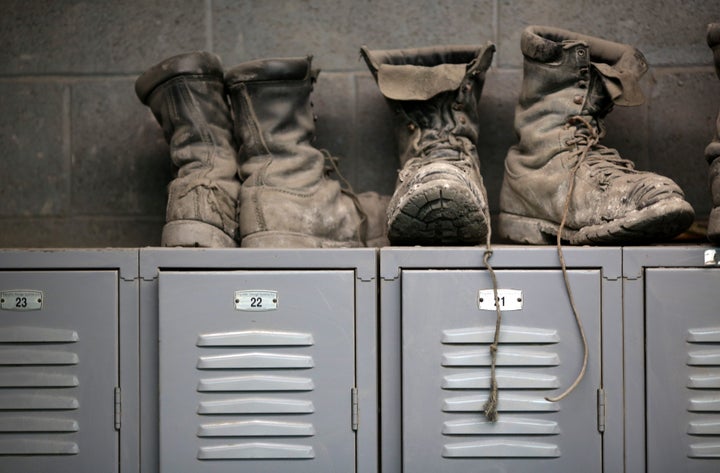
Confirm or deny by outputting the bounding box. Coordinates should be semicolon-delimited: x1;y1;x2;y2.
1;246;718;472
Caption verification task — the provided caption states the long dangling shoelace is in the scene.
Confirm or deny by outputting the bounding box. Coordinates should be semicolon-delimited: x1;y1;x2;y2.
544;115;599;403
481;207;503;422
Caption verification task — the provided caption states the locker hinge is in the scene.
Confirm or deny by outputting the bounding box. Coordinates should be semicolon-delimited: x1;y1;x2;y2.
351;387;359;432
114;386;122;431
597;388;606;433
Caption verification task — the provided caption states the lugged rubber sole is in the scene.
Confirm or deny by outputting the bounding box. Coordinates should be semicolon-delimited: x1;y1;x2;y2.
498;198;695;245
387;179;488;245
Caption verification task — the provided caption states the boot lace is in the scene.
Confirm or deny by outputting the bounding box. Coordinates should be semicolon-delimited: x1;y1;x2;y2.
545;115;597;404
400;129;477;181
322;150;368;246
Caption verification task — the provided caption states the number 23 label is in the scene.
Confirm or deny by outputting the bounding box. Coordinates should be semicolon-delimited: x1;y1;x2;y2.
235;290;278;312
1;290;43;311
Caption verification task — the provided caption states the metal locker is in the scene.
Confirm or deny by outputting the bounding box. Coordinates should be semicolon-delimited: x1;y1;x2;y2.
624;246;720;473
0;249;139;473
380;247;623;473
139;248;379;473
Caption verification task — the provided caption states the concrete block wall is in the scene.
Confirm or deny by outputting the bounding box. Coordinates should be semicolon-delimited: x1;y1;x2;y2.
1;0;717;247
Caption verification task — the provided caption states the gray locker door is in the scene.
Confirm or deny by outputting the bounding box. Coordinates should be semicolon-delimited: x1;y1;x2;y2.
0;270;119;473
401;269;602;473
159;270;357;473
646;268;720;472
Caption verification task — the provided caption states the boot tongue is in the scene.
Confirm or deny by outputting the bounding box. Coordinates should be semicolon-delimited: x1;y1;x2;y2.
376;63;468;100
592;51;647;107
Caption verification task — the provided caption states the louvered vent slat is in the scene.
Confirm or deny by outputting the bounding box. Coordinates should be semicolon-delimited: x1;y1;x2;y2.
441;324;561;457
196;330;316;461
686;327;720;458
0;325;80;456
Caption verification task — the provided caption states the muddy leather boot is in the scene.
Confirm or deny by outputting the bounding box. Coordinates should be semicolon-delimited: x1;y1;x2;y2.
499;26;694;244
361;44;495;245
225;56;389;248
136;51;240;247
706;23;720;244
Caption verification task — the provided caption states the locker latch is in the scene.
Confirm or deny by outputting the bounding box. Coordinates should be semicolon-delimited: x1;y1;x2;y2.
597;388;605;433
351;387;359;432
114;387;122;431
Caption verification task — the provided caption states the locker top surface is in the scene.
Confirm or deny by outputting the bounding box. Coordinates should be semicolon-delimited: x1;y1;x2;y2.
623;244;719;277
380;245;622;279
140;247;377;281
0;248;137;279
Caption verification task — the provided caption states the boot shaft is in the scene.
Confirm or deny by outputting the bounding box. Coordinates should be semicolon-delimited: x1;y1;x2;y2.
708;23;720;79
361;44;494;166
136;52;238;173
137;52;230;143
510;26;648;172
225;57;325;188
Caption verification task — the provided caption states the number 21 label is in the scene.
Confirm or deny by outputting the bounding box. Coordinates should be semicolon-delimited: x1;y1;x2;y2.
235;290;278;312
478;288;523;311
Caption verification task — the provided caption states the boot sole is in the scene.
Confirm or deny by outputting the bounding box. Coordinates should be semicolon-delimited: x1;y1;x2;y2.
241;231;364;248
708;207;720;244
388;179;488;245
499;198;695;245
162;220;237;248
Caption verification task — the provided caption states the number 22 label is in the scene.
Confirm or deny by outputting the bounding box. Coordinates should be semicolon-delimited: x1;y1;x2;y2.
234;290;278;312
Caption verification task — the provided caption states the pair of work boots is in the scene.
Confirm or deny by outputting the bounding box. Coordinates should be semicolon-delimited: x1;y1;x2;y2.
365;25;698;245
136;53;389;248
139;25;702;248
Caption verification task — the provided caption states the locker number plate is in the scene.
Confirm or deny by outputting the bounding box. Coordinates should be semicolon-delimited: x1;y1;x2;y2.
1;290;43;311
478;288;523;311
235;290;278;311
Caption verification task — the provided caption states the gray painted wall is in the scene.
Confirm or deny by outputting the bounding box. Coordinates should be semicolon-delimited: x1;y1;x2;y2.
1;0;717;247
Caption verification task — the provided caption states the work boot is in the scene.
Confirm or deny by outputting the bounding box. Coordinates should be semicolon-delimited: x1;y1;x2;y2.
225;56;389;248
499;26;694;244
361;43;496;245
136;51;240;247
706;23;720;244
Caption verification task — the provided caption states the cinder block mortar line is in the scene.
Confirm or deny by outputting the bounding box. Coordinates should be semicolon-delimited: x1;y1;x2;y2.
0;74;144;82
0;216;165;223
62;84;72;219
492;0;499;65
206;0;213;52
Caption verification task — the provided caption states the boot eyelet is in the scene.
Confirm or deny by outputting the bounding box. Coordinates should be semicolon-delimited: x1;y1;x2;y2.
577;49;586;57
578;80;588;88
407;123;416;131
452;103;463;111
459;116;466;124
573;95;584;105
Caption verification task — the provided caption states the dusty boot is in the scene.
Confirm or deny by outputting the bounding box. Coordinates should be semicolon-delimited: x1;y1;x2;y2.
499;26;694;244
706;23;720;244
136;51;240;247
361;43;495;245
225;56;389;248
